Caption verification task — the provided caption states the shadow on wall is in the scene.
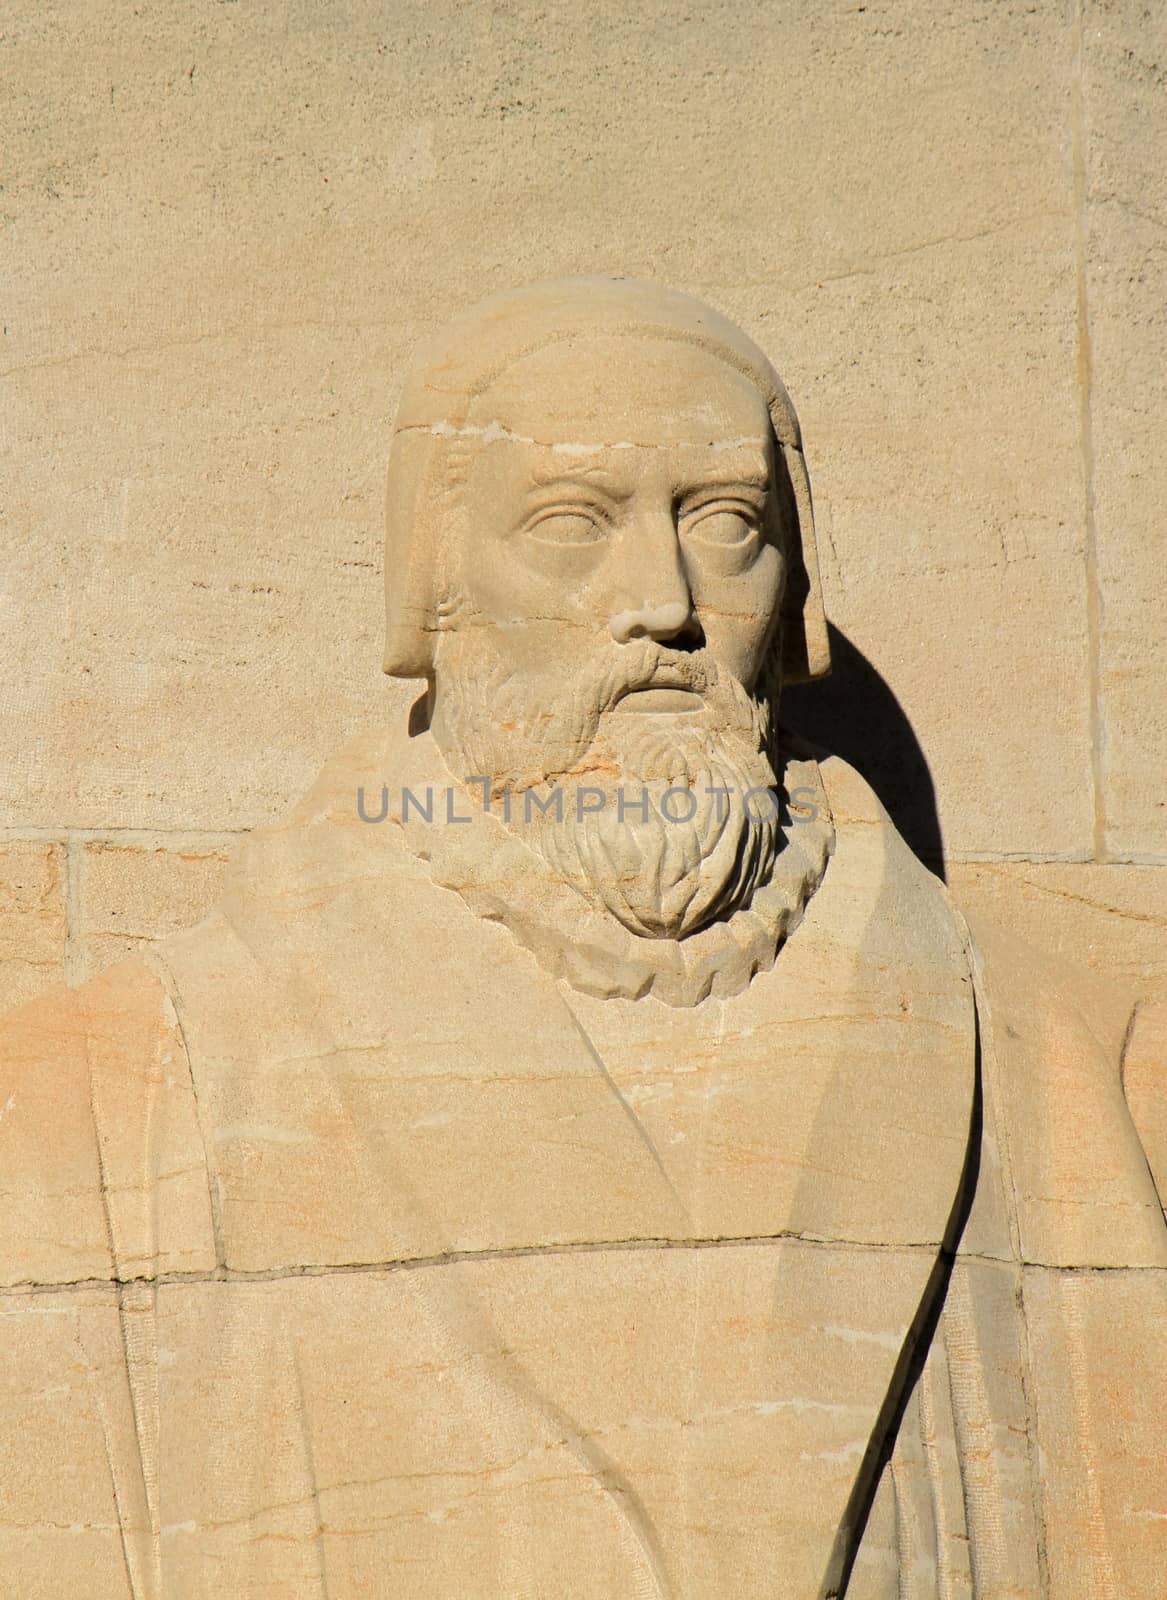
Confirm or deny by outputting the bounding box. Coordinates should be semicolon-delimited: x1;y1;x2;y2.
782;623;946;882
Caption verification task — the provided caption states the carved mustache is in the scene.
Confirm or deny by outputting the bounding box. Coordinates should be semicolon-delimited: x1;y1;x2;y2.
593;641;719;714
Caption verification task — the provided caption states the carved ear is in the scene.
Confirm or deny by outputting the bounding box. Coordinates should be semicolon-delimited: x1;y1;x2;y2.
778;442;831;683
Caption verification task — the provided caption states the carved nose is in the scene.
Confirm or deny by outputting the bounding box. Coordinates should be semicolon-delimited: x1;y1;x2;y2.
610;599;694;644
609;519;697;645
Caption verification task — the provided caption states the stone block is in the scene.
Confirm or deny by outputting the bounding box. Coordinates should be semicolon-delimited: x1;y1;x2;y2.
1084;4;1167;857
74;840;233;983
1023;1265;1167;1595
0;842;66;1014
949;859;1167;1000
0;1286;149;1597
1;0;1096;853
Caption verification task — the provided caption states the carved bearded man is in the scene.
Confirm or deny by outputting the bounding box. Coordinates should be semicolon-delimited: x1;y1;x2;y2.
2;279;1165;1599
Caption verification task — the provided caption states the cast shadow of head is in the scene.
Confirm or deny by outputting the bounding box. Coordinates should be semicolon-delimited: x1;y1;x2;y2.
782;622;965;1593
782;622;946;883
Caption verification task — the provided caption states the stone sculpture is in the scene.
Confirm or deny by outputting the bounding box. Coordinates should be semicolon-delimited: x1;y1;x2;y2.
2;278;1164;1597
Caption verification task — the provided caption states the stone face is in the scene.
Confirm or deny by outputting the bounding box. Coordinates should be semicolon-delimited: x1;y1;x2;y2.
0;278;1163;1596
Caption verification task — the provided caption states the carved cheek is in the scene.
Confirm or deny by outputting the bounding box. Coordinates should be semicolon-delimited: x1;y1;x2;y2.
692;545;783;650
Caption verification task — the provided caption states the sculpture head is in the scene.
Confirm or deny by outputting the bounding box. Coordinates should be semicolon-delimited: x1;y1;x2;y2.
384;278;830;941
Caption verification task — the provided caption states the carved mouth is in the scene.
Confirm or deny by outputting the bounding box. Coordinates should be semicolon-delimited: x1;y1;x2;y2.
613;686;705;714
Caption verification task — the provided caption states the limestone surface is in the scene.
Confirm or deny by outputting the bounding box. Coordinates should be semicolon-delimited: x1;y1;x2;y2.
1;279;1163;1598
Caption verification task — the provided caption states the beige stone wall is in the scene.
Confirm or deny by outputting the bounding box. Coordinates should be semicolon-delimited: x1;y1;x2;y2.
2;0;1163;1015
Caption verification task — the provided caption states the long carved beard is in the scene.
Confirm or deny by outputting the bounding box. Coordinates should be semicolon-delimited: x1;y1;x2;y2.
432;630;781;940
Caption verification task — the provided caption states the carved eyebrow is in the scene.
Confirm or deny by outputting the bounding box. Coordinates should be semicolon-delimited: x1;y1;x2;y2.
678;450;771;490
526;463;632;497
680;467;770;496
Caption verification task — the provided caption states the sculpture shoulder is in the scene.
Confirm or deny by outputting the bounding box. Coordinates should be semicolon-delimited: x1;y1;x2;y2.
961;910;1167;1266
815;752;971;972
806;757;1165;1260
0;957;217;1289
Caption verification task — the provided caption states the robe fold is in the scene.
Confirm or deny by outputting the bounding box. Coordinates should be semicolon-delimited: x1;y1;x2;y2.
1;729;1164;1598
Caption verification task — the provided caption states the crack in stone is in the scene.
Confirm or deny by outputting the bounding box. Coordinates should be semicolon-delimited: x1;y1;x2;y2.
394;420;794;454
2;1235;1162;1301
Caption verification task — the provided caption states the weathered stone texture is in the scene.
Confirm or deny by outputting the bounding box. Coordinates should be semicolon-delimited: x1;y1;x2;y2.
5;0;1153;865
0;843;67;1014
73;840;232;984
949;860;1167;1000
1082;1;1167;858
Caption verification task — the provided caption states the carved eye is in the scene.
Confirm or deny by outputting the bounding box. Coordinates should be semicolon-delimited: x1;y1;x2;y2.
684;505;759;548
526;510;605;547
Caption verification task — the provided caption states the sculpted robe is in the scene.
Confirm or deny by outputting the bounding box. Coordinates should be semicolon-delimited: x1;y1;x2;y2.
2;726;1164;1599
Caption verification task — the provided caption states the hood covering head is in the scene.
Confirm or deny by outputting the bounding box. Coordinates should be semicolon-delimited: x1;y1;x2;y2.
383;276;831;685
